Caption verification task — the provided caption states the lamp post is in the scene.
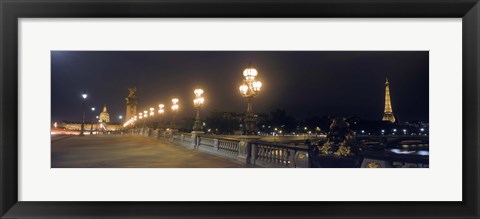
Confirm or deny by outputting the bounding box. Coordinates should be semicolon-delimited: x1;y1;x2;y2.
158;104;165;129
79;91;87;136
143;111;148;129
149;107;155;128
138;113;143;133
171;98;179;130
192;89;205;133
239;65;262;135
90;107;95;135
133;116;137;130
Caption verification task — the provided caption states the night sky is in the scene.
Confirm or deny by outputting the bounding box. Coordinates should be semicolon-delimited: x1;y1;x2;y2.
51;51;429;123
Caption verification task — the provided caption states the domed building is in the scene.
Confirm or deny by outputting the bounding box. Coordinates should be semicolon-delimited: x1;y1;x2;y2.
99;104;110;123
54;104;122;134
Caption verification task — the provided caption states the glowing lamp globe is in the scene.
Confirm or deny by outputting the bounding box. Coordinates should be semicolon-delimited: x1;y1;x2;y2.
194;89;204;97
239;84;248;93
252;81;262;91
243;68;258;78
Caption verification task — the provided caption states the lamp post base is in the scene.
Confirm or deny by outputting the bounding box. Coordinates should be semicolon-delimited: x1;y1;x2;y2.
244;114;257;135
192;119;203;133
79;124;85;136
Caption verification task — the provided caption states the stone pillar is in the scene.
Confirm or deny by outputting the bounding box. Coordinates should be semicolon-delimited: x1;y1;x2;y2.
237;136;260;164
294;151;310;168
125;87;137;121
213;139;219;150
361;158;392;168
288;149;296;167
190;134;198;149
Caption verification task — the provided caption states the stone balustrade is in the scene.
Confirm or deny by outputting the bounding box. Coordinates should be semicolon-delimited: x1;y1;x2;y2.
129;128;310;168
251;142;310;168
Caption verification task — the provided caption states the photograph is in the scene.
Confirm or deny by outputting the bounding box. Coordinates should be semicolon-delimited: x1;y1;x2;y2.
3;0;478;217
51;51;429;168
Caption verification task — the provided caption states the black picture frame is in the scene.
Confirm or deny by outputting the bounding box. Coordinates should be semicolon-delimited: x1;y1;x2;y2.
1;0;479;218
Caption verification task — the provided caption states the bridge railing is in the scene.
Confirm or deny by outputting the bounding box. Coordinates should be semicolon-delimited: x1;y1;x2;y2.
129;128;309;168
128;128;428;168
252;141;309;168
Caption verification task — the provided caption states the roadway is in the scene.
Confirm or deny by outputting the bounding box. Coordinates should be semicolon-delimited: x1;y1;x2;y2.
51;134;244;168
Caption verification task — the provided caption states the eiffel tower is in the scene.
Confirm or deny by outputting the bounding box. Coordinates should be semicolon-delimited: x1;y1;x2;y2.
382;77;396;123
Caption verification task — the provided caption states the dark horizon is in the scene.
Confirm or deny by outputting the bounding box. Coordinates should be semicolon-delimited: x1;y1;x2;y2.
51;51;429;123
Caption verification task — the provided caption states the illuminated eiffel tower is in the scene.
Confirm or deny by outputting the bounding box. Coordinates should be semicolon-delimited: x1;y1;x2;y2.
382;77;396;123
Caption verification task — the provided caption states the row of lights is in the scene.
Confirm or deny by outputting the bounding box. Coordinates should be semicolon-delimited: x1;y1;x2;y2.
123;89;205;130
357;128;426;135
123;65;261;135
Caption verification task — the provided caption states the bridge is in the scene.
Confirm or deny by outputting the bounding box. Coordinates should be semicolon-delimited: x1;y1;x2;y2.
51;134;244;168
52;128;428;168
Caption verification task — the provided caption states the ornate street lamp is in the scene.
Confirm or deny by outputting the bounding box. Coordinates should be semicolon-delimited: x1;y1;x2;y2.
149;107;155;128
171;98;179;130
149;107;155;116
79;91;87;136
192;89;205;133
143;111;148;128
239;65;262;135
133;116;137;129
90;107;95;135
158;104;165;129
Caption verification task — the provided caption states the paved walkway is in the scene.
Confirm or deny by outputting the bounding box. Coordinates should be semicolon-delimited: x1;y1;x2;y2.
51;134;244;168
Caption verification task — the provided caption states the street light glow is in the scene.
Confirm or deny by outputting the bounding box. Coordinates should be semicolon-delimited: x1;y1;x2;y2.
158;104;165;114
171;98;179;111
239;84;248;94
243;67;258;78
252;81;262;91
194;89;204;96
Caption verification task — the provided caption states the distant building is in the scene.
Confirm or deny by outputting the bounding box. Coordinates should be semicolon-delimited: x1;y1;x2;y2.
53;104;122;133
99;104;110;123
382;77;396;123
58;122;122;132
